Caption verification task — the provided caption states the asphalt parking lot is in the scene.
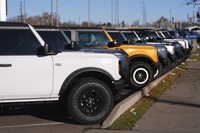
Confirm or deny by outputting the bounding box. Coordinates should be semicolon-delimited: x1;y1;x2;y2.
0;85;135;133
0;102;100;133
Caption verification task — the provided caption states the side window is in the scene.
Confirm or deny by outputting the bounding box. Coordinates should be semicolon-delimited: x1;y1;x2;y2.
78;32;92;47
78;31;109;47
93;32;110;46
37;31;67;51
63;31;71;40
0;29;41;55
109;32;125;45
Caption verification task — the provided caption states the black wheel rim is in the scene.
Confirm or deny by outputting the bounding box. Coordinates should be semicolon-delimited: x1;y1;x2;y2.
78;89;104;116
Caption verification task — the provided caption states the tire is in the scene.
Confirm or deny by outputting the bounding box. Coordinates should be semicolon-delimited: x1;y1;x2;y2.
167;57;172;72
128;62;153;89
154;62;163;79
65;78;113;125
162;58;171;74
171;55;178;69
176;51;184;65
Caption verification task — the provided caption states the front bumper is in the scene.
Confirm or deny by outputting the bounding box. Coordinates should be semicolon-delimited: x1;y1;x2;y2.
186;49;192;58
154;61;161;70
159;55;168;68
120;69;130;82
113;79;125;91
171;54;177;63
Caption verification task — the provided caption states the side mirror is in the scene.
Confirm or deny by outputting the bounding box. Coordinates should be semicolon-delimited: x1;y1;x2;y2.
107;41;115;47
123;40;132;44
44;43;57;55
136;40;142;43
65;41;79;49
37;43;57;55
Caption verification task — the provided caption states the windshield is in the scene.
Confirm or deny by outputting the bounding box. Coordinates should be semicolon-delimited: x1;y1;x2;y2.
162;31;172;39
123;32;140;43
37;31;69;51
145;30;159;38
78;31;110;47
108;32;125;45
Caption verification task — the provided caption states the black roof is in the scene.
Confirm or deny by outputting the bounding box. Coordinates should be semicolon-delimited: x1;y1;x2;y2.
117;28;133;31
33;25;59;29
61;26;103;30
0;22;28;27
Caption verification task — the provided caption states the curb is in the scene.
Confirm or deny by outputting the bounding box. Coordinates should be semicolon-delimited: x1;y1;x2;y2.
101;71;171;129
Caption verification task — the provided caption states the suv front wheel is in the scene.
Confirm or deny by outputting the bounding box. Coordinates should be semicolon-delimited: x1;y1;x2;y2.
128;62;153;89
66;78;113;125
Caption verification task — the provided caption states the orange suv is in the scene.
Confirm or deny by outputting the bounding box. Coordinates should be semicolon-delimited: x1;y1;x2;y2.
62;27;160;89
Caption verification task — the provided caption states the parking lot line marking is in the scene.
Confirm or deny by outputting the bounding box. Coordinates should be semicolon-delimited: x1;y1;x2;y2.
0;122;64;129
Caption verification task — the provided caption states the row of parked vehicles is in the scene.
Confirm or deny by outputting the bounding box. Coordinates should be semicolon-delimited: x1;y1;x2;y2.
0;22;193;125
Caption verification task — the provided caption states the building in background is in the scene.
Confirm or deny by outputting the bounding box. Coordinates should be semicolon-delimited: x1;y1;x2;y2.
0;0;7;21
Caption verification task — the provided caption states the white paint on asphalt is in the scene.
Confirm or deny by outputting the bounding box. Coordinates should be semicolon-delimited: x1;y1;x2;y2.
0;122;64;129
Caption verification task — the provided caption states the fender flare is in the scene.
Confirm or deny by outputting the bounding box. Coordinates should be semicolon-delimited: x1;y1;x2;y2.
129;54;155;64
59;67;114;95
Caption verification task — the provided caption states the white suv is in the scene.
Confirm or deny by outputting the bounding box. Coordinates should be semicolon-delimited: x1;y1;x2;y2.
0;22;124;124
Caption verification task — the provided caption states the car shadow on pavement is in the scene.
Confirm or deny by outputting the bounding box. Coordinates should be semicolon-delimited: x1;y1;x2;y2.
0;86;137;126
0;103;78;124
185;67;200;71
146;96;200;109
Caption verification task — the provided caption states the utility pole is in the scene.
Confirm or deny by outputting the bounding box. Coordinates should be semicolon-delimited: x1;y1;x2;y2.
193;10;195;26
20;1;23;22
111;0;113;27
88;0;91;27
114;0;117;26
23;0;26;23
116;0;119;26
142;0;147;26
51;0;53;26
170;9;171;28
56;0;58;26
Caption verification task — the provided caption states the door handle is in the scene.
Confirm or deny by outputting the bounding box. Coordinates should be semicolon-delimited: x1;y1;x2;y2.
0;64;12;67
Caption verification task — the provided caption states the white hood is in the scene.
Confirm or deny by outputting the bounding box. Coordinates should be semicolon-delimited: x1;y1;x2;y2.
165;45;175;55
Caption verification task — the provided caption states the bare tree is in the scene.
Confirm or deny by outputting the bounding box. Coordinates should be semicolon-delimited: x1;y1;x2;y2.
184;0;200;6
132;20;140;26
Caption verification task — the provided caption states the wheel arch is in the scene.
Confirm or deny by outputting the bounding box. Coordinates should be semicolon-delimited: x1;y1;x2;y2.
167;52;173;62
158;54;166;67
59;67;115;96
129;54;155;68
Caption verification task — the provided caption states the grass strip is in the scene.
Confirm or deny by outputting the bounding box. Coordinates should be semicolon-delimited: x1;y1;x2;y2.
108;55;197;130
